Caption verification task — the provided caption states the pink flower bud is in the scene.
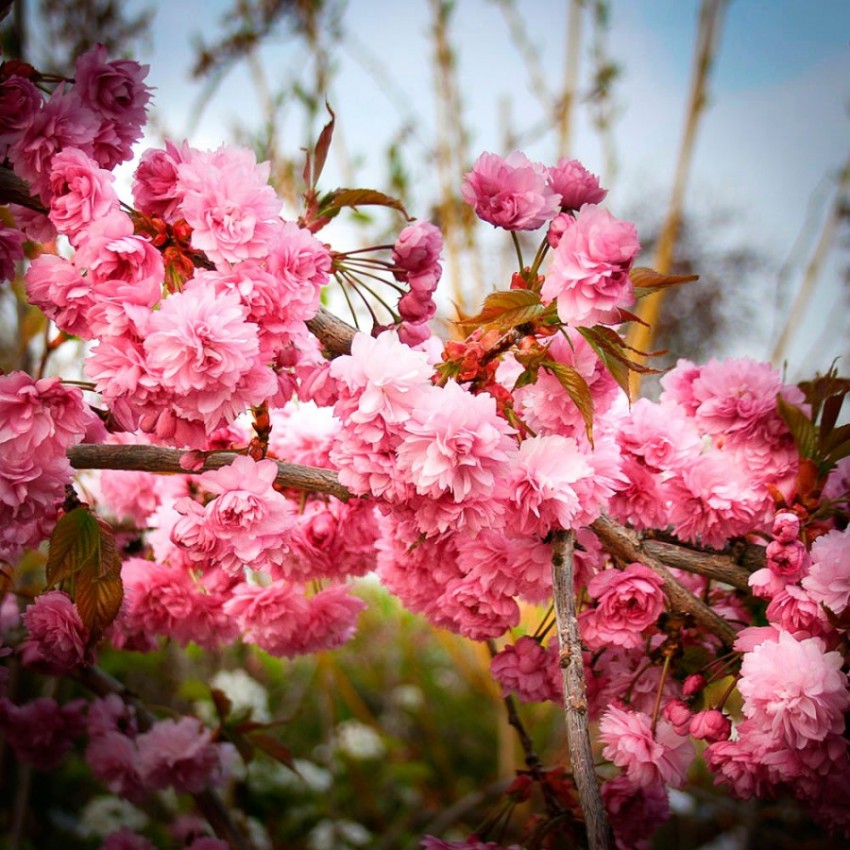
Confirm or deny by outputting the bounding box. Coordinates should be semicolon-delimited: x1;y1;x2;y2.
682;674;706;697
766;539;810;582
689;709;731;743
662;699;692;736
546;212;571;249
772;510;801;543
547;157;607;210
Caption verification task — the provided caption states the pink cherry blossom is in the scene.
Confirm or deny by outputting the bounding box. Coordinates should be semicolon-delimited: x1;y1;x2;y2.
765;539;810;582
580;563;665;650
8;86;98;200
0;223;26;282
0;75;43;145
392;220;444;275
86;731;146;801
738;630;849;749
489;636;561;704
461;151;560;231
177;144;283;267
223;582;311;658
143;283;275;431
802;527;850;617
132;140;189;220
21;590;88;673
689;709;731;743
48;147;118;243
264;221;332;322
772;509;802;542
396;381;514;503
25;253;96;338
74;44;151;125
547;158;607;210
599;706;694;789
0;696;85;770
136;716;226;794
505;433;593;535
601;775;670;850
177;456;297;575
540;204;639;326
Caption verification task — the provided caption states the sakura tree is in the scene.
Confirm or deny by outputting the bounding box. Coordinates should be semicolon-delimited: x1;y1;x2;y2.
1;44;849;850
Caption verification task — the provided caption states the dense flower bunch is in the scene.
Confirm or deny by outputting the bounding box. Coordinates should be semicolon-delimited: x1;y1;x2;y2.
0;47;848;850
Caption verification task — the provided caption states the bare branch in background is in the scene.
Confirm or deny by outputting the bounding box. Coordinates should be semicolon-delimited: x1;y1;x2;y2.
627;0;729;385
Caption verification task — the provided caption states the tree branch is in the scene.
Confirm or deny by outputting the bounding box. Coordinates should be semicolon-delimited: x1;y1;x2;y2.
642;539;752;592
306;305;357;356
73;665;252;850
591;515;738;647
551;529;614;850
0;165;47;213
67;443;353;501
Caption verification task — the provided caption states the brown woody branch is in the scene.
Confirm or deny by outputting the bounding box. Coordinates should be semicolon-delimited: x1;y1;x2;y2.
306;305;357;356
73;665;252;850
551;529;614;850
591;515;738;647
67;443;352;501
642;539;752;592
0;165;47;213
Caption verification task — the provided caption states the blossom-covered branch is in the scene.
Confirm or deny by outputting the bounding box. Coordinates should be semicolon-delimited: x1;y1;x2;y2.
591;515;739;647
67;443;352;500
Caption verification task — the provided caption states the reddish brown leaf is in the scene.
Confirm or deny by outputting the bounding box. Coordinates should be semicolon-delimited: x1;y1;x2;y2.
455;289;547;334
249;731;299;772
542;360;595;444
45;507;101;587
319;188;410;221
311;103;336;189
631;266;699;299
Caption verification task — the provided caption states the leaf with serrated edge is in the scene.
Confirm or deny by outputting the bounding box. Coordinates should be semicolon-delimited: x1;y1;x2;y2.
319;188;410;220
456;289;545;333
74;517;124;639
46;507;100;587
543;360;594;444
777;395;818;460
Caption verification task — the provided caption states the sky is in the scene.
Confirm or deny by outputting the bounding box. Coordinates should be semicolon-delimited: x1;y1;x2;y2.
34;0;850;378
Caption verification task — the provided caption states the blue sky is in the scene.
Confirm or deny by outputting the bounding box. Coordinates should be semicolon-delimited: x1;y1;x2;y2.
65;1;850;375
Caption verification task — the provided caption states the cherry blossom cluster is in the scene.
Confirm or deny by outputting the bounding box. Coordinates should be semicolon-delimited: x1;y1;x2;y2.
0;371;94;560
1;44;849;850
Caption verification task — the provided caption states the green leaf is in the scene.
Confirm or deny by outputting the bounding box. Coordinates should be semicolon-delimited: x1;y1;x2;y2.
777;395;818;460
631;266;699;299
318;188;410;221
542;360;595;444
45;507;101;587
456;289;547;334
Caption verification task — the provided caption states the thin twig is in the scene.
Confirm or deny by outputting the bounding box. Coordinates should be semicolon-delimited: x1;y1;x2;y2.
73;665;253;850
591;515;738;647
551;529;614;850
67;443;353;501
